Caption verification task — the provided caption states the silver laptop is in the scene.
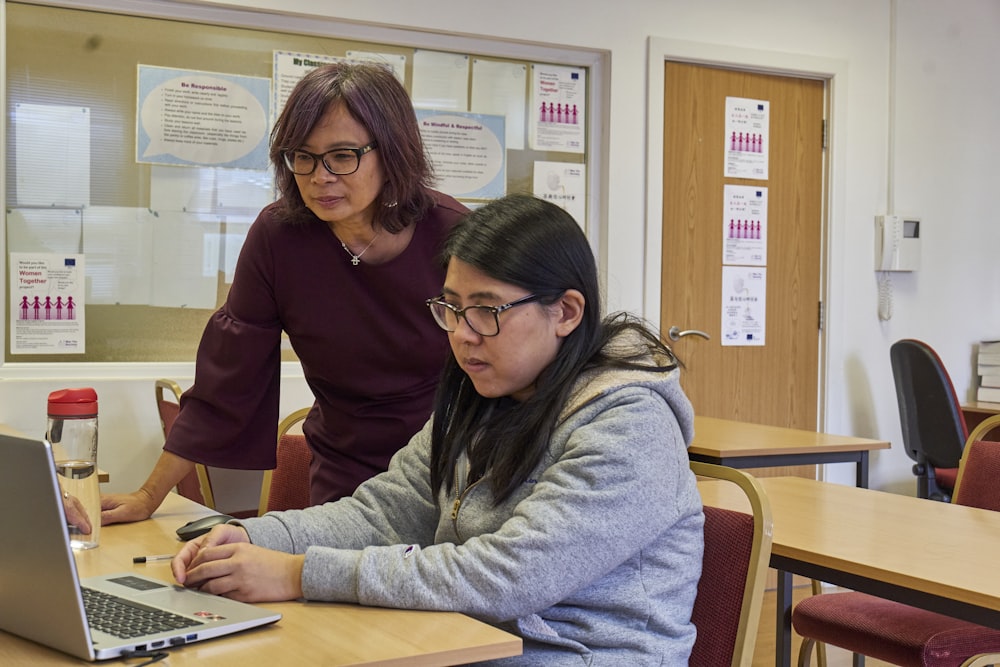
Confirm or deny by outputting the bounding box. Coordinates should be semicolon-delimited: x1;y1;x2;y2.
0;433;281;661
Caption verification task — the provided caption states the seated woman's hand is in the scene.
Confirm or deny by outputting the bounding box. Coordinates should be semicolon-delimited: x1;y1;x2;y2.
172;524;304;603
62;492;93;535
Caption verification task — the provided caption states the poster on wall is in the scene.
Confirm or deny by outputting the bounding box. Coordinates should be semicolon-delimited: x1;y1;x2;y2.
724;96;769;180
9;253;85;354
528;63;585;153
136;65;271;170
412;50;469;111
273;51;342;120
721;265;765;347
14;103;90;208
415;109;506;200
532;161;586;228
471;59;527;151
723;185;767;266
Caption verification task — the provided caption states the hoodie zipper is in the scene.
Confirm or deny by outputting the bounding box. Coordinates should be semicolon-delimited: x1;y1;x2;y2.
450;466;483;542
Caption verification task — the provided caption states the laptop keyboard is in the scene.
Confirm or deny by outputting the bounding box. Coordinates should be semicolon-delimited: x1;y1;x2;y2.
82;587;203;639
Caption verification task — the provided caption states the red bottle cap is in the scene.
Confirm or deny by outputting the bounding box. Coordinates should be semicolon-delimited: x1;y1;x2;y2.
47;388;98;417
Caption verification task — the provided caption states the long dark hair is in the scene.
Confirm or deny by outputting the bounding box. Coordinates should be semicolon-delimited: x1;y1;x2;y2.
430;194;678;503
269;61;434;231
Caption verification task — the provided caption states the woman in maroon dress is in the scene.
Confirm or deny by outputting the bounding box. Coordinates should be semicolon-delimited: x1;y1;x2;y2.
103;62;467;524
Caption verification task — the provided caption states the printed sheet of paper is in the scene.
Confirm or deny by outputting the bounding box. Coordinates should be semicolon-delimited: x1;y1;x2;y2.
471;59;527;150
5;208;83;255
10;253;86;354
532;161;586;228
345;51;406;83
149;212;222;309
412;50;469;111
149;165;273;214
723;185;767;266
415;109;505;199
136;65;270;170
14;103;90;207
721;266;766;346
82;206;154;305
273;51;342;120
724;96;769;180
528;64;585;153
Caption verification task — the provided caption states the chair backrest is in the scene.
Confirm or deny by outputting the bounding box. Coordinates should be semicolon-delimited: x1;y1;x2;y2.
889;338;968;469
689;461;773;667
258;407;312;516
155;378;215;509
952;414;1000;511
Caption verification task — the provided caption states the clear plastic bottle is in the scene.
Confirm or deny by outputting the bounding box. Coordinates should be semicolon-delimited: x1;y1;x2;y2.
47;388;100;549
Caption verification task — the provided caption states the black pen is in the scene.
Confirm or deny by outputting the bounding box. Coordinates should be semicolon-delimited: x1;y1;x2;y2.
132;554;174;563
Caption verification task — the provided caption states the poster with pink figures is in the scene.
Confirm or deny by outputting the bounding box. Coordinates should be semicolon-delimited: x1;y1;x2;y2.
722;184;767;266
724;96;769;180
9;253;85;354
528;63;585;154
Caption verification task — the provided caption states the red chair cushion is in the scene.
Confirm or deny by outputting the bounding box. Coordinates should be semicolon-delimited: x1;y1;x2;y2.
266;434;312;513
952;441;1000;510
793;591;1000;667
934;466;958;492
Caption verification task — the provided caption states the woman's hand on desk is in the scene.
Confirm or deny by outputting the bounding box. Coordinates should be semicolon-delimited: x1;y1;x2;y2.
173;524;305;603
101;452;194;525
100;489;157;525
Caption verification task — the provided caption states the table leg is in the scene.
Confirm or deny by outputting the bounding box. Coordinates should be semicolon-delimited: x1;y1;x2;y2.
856;450;869;488
776;569;793;667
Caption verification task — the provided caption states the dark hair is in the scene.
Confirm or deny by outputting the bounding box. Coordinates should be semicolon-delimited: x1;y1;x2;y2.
269;62;434;232
430;193;678;503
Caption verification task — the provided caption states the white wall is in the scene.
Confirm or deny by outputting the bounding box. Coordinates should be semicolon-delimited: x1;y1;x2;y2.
3;0;998;495
0;365;315;494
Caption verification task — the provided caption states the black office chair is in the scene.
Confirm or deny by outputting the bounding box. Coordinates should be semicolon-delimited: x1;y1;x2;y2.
890;339;968;501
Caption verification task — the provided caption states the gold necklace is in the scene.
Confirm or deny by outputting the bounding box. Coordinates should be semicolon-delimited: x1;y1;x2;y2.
339;229;380;266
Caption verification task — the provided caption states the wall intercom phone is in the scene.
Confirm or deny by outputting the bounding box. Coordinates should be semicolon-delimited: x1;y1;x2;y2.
874;214;921;321
874;214;921;271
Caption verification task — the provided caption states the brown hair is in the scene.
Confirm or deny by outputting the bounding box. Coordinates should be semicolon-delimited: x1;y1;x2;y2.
269;61;434;231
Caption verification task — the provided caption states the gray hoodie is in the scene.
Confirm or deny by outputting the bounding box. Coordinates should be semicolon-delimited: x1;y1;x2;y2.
242;336;703;665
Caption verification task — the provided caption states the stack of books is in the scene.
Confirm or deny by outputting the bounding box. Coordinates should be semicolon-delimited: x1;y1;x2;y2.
978;340;1000;402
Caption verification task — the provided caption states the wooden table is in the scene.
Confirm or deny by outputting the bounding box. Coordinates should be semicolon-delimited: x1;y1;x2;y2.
0;494;522;666
962;400;1000;432
699;476;1000;667
689;416;890;487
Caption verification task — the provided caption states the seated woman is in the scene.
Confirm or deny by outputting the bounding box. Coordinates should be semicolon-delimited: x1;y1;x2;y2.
172;193;704;665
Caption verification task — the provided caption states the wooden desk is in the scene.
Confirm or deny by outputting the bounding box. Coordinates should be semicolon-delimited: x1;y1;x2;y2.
962;401;1000;432
689;416;890;487
699;476;1000;667
0;494;522;666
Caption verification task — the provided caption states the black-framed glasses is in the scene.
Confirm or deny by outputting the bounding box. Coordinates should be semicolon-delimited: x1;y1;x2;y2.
282;141;378;176
425;293;544;337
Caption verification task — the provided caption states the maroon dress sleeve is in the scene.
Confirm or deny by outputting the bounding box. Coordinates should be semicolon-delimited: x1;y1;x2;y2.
165;205;284;470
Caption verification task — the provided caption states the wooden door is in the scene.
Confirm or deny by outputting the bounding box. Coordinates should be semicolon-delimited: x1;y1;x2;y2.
661;62;825;475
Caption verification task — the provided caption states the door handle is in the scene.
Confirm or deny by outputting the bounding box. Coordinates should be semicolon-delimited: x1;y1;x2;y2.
667;326;710;342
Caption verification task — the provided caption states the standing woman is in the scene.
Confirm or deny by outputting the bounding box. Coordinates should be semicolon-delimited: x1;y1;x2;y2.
103;62;467;524
173;194;704;665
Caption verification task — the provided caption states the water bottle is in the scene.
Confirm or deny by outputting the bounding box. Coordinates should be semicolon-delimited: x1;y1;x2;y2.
47;388;100;550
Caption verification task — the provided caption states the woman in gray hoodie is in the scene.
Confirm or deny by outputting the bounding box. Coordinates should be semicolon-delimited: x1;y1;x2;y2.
173;193;705;666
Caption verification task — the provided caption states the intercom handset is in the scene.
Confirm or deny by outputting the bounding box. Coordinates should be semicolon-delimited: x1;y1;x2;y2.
874;214;920;272
875;215;903;271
